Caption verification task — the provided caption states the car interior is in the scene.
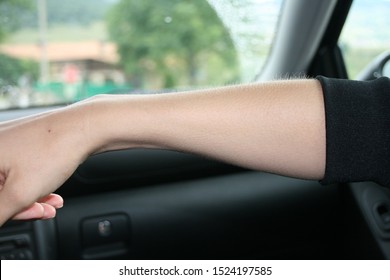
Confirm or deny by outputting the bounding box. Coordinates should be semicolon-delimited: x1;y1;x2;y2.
0;0;390;260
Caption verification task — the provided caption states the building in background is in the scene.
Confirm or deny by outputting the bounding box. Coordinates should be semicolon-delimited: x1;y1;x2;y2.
0;40;128;104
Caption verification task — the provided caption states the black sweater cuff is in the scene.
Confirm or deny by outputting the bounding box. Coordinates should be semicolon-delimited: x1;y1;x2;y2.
317;76;390;187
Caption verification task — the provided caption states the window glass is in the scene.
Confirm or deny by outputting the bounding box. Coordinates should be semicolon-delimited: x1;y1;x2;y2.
0;0;282;109
339;0;390;79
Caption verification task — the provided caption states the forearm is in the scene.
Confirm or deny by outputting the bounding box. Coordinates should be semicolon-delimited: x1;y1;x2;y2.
0;78;326;226
87;79;326;180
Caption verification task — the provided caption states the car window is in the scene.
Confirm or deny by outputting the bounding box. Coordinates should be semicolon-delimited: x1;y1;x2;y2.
0;0;282;110
339;0;390;79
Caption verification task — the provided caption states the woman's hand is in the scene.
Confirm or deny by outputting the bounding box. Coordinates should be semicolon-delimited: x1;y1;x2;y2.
0;104;92;226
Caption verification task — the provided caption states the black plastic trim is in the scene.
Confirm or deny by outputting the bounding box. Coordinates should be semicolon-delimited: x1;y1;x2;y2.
307;0;353;78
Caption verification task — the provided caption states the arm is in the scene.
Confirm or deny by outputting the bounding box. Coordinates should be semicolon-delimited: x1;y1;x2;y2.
0;79;326;226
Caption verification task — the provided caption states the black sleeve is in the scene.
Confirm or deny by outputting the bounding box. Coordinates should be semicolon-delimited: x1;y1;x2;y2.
317;76;390;187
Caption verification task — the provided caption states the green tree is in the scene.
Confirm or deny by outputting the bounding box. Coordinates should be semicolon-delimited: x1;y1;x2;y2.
0;0;31;42
0;54;38;87
106;0;238;88
0;0;37;87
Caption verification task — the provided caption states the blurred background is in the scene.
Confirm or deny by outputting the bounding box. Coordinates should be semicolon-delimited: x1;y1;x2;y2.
0;0;388;109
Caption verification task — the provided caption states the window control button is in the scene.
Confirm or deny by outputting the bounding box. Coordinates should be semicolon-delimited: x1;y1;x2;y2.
374;202;390;232
81;214;130;248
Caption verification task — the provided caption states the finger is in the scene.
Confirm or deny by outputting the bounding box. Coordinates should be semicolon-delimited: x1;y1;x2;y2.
12;202;57;220
12;202;44;220
38;193;64;209
40;203;57;219
9;195;63;221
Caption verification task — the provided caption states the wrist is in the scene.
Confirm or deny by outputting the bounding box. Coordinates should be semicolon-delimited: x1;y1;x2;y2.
80;94;159;155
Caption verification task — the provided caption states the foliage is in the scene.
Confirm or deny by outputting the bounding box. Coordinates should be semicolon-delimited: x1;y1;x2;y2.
0;0;37;88
0;0;31;42
0;53;38;87
106;0;239;88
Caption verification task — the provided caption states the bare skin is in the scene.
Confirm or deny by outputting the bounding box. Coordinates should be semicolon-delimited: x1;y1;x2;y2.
0;79;326;226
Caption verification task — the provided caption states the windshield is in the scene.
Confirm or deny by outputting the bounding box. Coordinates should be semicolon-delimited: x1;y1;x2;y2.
339;0;390;79
0;0;282;109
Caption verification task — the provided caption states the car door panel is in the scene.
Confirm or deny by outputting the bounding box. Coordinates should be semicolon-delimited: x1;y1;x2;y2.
55;155;344;259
